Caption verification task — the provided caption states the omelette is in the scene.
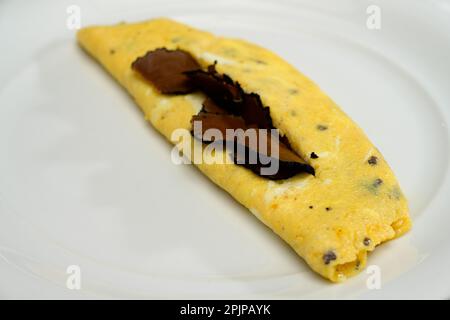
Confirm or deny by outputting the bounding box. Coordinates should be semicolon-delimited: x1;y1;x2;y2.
77;18;411;282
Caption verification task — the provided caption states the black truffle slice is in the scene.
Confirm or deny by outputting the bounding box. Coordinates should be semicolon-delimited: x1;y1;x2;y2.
184;68;243;114
231;148;315;180
201;97;228;114
187;66;272;129
191;112;315;179
191;112;247;143
131;48;201;94
240;93;273;129
131;49;315;180
187;64;294;148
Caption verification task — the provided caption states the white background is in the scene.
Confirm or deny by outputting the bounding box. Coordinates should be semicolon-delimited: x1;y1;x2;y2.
0;0;449;299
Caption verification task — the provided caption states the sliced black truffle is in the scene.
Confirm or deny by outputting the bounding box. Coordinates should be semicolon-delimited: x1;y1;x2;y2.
131;48;201;94
184;67;243;113
186;63;314;179
201;97;227;114
240;93;273;129
187;65;273;129
132;48;315;180
191;112;315;179
231;146;315;180
191;112;247;143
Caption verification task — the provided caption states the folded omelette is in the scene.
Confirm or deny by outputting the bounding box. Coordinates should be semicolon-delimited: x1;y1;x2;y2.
77;18;411;282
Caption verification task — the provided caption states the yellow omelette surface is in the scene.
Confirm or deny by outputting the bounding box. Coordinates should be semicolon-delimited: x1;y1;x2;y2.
77;18;411;282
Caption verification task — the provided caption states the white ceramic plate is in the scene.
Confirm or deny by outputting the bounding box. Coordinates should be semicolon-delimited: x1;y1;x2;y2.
1;0;449;299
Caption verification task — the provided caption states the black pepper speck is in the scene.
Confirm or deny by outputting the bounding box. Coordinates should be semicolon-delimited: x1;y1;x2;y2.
368;156;378;165
323;251;337;265
363;237;371;246
325;207;332;211
309;205;314;209
310;152;319;159
317;124;328;131
373;178;383;187
254;59;267;65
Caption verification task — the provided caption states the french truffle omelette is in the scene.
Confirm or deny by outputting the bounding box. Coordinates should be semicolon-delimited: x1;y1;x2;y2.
77;18;411;282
